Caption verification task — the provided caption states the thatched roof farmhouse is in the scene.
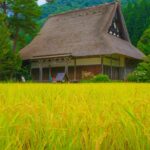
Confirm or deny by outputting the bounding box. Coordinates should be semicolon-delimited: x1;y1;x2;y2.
20;2;144;81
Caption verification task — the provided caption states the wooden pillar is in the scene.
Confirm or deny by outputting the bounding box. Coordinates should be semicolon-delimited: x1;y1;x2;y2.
65;58;69;76
74;58;77;80
119;55;124;80
49;65;52;81
110;55;113;79
30;66;32;77
119;56;121;80
39;60;43;82
47;59;52;81
65;64;68;75
101;56;104;74
124;57;127;80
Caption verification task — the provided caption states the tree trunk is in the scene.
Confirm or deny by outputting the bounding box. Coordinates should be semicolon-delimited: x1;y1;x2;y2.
13;28;19;52
3;2;7;14
0;1;7;14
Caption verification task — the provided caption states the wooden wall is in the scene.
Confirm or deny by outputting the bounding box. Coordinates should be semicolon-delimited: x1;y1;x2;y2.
31;55;126;81
103;55;125;67
31;55;125;69
68;65;101;80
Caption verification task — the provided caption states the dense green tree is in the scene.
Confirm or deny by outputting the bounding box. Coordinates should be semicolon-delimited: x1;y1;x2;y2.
0;0;41;51
0;0;42;81
0;14;21;81
137;27;150;55
123;0;150;46
0;14;10;52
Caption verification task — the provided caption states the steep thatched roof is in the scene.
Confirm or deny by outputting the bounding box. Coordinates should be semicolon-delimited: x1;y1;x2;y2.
20;2;144;60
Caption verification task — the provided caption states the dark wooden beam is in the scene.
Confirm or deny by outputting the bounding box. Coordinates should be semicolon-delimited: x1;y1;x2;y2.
65;60;69;77
101;56;104;74
124;58;127;80
39;61;43;82
104;56;120;61
74;58;77;81
119;56;121;80
110;55;113;79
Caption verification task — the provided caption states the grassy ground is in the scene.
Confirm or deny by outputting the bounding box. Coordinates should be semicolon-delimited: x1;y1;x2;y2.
0;83;150;150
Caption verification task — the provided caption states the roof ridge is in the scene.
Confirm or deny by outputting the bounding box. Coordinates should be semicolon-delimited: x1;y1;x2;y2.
47;2;117;19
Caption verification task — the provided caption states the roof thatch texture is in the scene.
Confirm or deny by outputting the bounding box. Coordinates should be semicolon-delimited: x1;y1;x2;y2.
20;2;144;60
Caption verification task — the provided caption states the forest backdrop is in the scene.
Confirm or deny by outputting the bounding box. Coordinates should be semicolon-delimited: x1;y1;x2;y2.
0;0;150;81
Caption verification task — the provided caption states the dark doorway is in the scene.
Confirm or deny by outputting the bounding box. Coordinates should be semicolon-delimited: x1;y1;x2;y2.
42;68;49;81
31;68;39;81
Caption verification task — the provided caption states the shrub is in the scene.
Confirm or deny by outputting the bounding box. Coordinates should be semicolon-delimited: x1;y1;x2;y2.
127;72;137;82
127;55;150;82
127;71;148;82
80;74;111;83
91;74;110;82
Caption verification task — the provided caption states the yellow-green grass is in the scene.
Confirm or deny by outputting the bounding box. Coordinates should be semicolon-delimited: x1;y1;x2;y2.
0;83;150;150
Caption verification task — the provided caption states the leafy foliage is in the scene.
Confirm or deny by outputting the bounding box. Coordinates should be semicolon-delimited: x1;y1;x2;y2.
92;74;111;82
137;27;150;55
123;0;150;46
0;0;41;81
0;14;21;81
0;0;41;51
127;55;150;82
81;74;111;83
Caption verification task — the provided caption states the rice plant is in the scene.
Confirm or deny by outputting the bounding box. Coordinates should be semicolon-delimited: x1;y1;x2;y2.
0;83;149;150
